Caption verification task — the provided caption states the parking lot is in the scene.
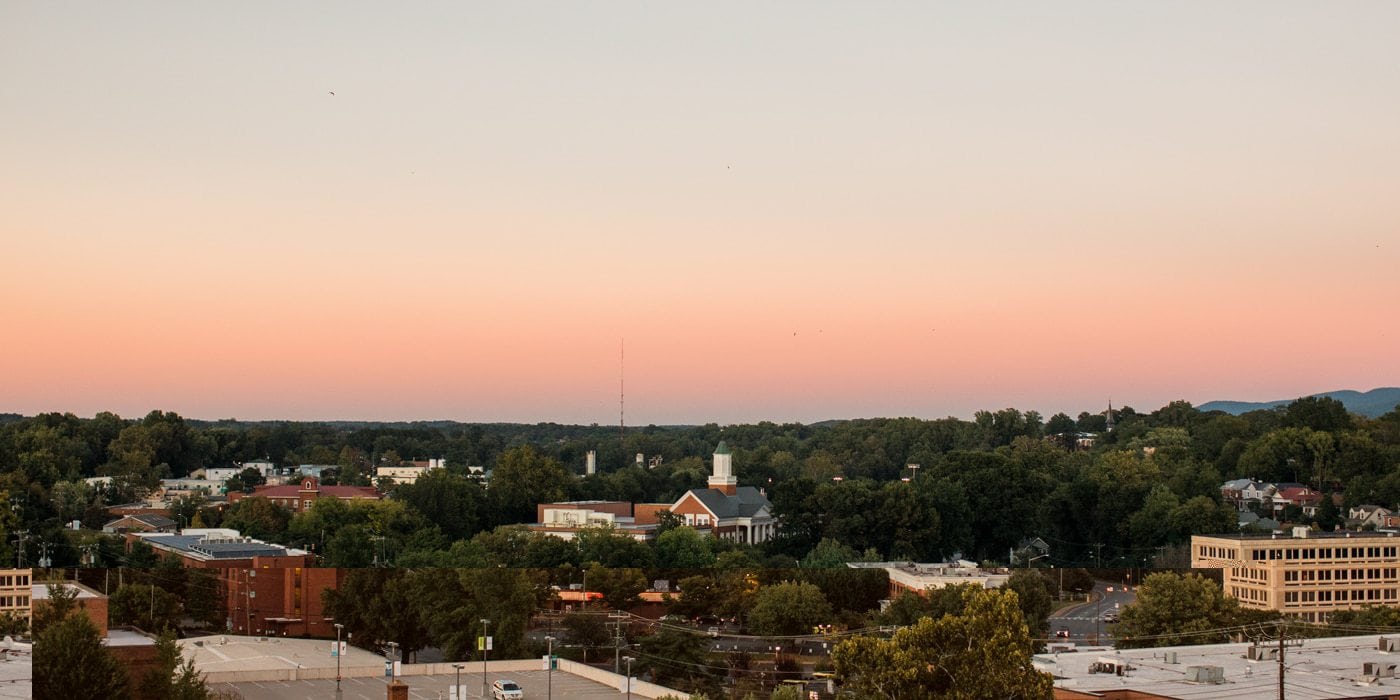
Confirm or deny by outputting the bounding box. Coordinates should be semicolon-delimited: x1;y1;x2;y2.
215;669;633;700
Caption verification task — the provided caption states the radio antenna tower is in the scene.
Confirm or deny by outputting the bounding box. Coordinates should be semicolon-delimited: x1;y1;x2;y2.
620;338;625;440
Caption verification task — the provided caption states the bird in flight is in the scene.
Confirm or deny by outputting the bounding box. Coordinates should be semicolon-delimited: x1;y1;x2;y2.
328;91;335;96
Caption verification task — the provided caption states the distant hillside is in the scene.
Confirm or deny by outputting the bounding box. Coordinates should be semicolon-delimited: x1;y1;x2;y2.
1199;387;1400;418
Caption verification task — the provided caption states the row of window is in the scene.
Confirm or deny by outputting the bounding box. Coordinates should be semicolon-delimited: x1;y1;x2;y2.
0;574;30;588
1248;546;1399;561
1282;568;1398;582
1283;588;1396;603
0;595;29;608
1199;546;1238;560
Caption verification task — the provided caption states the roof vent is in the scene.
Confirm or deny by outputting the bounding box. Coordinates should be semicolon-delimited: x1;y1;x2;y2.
1363;661;1398;678
1247;645;1280;661
1185;665;1225;684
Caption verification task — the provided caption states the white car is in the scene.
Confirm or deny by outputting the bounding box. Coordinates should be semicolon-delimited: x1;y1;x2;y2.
491;679;524;700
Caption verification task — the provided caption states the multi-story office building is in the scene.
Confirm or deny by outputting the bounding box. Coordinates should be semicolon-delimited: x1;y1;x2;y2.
0;569;32;629
1193;529;1400;623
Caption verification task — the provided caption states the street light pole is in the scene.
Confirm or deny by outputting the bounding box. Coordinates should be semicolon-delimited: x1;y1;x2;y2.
334;623;343;700
623;656;635;700
387;642;399;683
452;664;463;700
545;635;555;700
481;618;491;700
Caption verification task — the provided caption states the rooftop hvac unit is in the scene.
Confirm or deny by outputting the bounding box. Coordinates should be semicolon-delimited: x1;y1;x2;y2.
1165;651;1178;664
1380;637;1400;653
1364;662;1398;678
1247;645;1280;661
1185;665;1225;684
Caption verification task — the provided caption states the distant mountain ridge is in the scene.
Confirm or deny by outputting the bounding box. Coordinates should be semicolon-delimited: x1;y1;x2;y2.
1199;388;1400;418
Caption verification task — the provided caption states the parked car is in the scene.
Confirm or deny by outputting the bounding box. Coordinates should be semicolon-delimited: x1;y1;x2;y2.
491;679;524;699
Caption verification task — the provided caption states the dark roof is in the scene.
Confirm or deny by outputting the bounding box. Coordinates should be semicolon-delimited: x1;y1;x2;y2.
714;441;731;455
687;486;769;519
142;534;292;559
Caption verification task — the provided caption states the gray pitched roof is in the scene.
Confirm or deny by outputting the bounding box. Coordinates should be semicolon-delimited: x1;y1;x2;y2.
686;486;769;519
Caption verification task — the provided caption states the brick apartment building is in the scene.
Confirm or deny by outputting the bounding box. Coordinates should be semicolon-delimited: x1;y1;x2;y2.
128;529;342;638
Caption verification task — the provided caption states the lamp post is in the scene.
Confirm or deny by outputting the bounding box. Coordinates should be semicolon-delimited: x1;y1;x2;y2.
334;623;344;700
386;641;399;683
481;619;491;700
623;656;635;700
545;635;555;700
452;664;463;700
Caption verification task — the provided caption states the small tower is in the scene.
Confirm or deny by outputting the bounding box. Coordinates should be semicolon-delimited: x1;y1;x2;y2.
709;441;737;496
1105;400;1116;431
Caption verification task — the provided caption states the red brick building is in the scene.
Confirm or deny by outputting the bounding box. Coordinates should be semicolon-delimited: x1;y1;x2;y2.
227;476;381;513
224;564;344;638
127;530;341;638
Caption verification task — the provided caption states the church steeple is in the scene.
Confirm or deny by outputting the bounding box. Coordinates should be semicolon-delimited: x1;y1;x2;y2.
1105;401;1116;431
709;441;737;496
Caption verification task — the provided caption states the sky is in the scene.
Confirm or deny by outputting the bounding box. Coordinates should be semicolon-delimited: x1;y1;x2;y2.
2;2;1397;425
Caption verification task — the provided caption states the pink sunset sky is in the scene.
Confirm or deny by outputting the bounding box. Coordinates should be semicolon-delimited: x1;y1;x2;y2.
2;3;1397;425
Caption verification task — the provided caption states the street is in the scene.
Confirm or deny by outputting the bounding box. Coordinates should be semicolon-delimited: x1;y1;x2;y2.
1047;581;1136;645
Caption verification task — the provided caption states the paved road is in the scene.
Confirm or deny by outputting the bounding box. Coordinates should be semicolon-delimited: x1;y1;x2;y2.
215;669;629;700
1048;581;1136;645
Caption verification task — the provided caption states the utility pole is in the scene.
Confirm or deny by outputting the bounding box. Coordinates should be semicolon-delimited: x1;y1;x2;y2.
1277;619;1289;700
13;531;27;568
610;611;628;674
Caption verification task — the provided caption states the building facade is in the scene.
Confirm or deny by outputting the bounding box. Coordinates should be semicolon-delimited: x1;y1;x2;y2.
668;442;776;544
0;569;32;628
227;476;380;513
1193;530;1400;623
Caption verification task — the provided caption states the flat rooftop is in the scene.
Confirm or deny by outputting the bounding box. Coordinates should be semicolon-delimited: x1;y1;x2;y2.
1038;634;1400;699
136;533;306;559
179;634;386;674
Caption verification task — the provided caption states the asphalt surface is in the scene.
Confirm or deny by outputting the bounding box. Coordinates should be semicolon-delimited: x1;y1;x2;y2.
1047;580;1137;645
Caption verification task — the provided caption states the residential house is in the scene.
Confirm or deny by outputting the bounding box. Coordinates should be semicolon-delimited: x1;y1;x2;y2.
1349;505;1393;530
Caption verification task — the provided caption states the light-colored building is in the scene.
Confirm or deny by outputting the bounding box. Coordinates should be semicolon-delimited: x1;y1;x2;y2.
0;569;32;629
668;442;775;544
1193;529;1400;623
847;561;1010;600
528;501;666;541
375;458;446;486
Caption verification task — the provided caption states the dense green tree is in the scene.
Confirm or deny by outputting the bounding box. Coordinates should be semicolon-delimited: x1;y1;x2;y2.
109;584;183;633
654;526;715;568
748;581;832;636
833;588;1052;700
576;525;655;568
1005;569;1054;639
489;446;573;525
1115;572;1243;647
221;496;291;541
322;569;432;661
636;627;721;696
34;612;129;700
